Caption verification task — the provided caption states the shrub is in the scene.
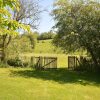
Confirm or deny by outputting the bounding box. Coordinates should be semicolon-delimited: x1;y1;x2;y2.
7;57;28;67
74;58;95;71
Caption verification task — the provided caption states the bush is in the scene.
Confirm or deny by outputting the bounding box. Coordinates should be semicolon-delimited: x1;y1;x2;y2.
7;57;28;67
74;58;95;71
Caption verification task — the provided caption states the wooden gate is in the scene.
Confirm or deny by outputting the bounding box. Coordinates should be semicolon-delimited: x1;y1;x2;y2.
30;56;57;69
43;57;57;69
68;56;80;70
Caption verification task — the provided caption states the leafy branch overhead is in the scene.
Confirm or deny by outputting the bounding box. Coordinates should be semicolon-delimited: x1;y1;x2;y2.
0;0;31;36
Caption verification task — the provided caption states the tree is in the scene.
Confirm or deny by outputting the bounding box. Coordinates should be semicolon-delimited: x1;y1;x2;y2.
13;0;40;29
38;31;56;40
7;35;33;57
7;31;38;58
0;0;30;62
0;0;40;62
21;32;37;49
53;0;100;67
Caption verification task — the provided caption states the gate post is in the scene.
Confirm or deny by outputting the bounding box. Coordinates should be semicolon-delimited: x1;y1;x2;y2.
68;56;76;70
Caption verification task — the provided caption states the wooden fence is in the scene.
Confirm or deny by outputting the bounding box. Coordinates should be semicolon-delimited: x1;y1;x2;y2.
1;54;95;70
68;56;78;70
21;56;57;69
68;56;94;70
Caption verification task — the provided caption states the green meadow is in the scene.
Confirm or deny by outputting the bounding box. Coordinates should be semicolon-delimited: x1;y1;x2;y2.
33;39;86;55
0;68;100;100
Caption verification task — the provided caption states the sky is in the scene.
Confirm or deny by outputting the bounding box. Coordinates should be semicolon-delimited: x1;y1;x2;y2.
38;0;55;33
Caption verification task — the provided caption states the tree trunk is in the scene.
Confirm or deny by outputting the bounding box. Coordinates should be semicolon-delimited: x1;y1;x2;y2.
0;34;11;63
1;35;6;62
88;47;99;69
1;49;5;62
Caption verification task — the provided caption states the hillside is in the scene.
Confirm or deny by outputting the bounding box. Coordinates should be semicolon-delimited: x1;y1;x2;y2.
33;39;63;54
33;39;86;55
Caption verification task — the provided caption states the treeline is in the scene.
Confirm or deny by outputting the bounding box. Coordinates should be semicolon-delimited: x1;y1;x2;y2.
31;31;56;40
37;32;56;40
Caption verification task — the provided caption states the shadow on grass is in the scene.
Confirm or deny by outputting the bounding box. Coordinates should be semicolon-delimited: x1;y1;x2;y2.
10;68;100;86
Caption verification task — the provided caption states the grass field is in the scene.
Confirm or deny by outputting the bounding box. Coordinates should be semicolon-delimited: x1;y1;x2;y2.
33;39;63;54
0;68;100;100
33;39;86;55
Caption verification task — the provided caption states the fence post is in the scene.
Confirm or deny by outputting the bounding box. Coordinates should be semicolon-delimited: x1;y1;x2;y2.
68;56;76;70
30;56;34;67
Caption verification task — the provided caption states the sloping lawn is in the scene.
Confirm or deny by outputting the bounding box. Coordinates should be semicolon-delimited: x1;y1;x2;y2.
0;68;100;100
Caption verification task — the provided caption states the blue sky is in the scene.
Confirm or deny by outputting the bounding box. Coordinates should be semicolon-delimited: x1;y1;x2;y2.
38;0;55;33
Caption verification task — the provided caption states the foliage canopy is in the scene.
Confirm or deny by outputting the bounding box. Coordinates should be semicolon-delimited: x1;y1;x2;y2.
0;0;30;36
53;0;100;67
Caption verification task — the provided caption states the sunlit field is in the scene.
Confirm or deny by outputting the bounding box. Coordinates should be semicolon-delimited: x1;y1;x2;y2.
0;68;100;100
33;40;86;55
